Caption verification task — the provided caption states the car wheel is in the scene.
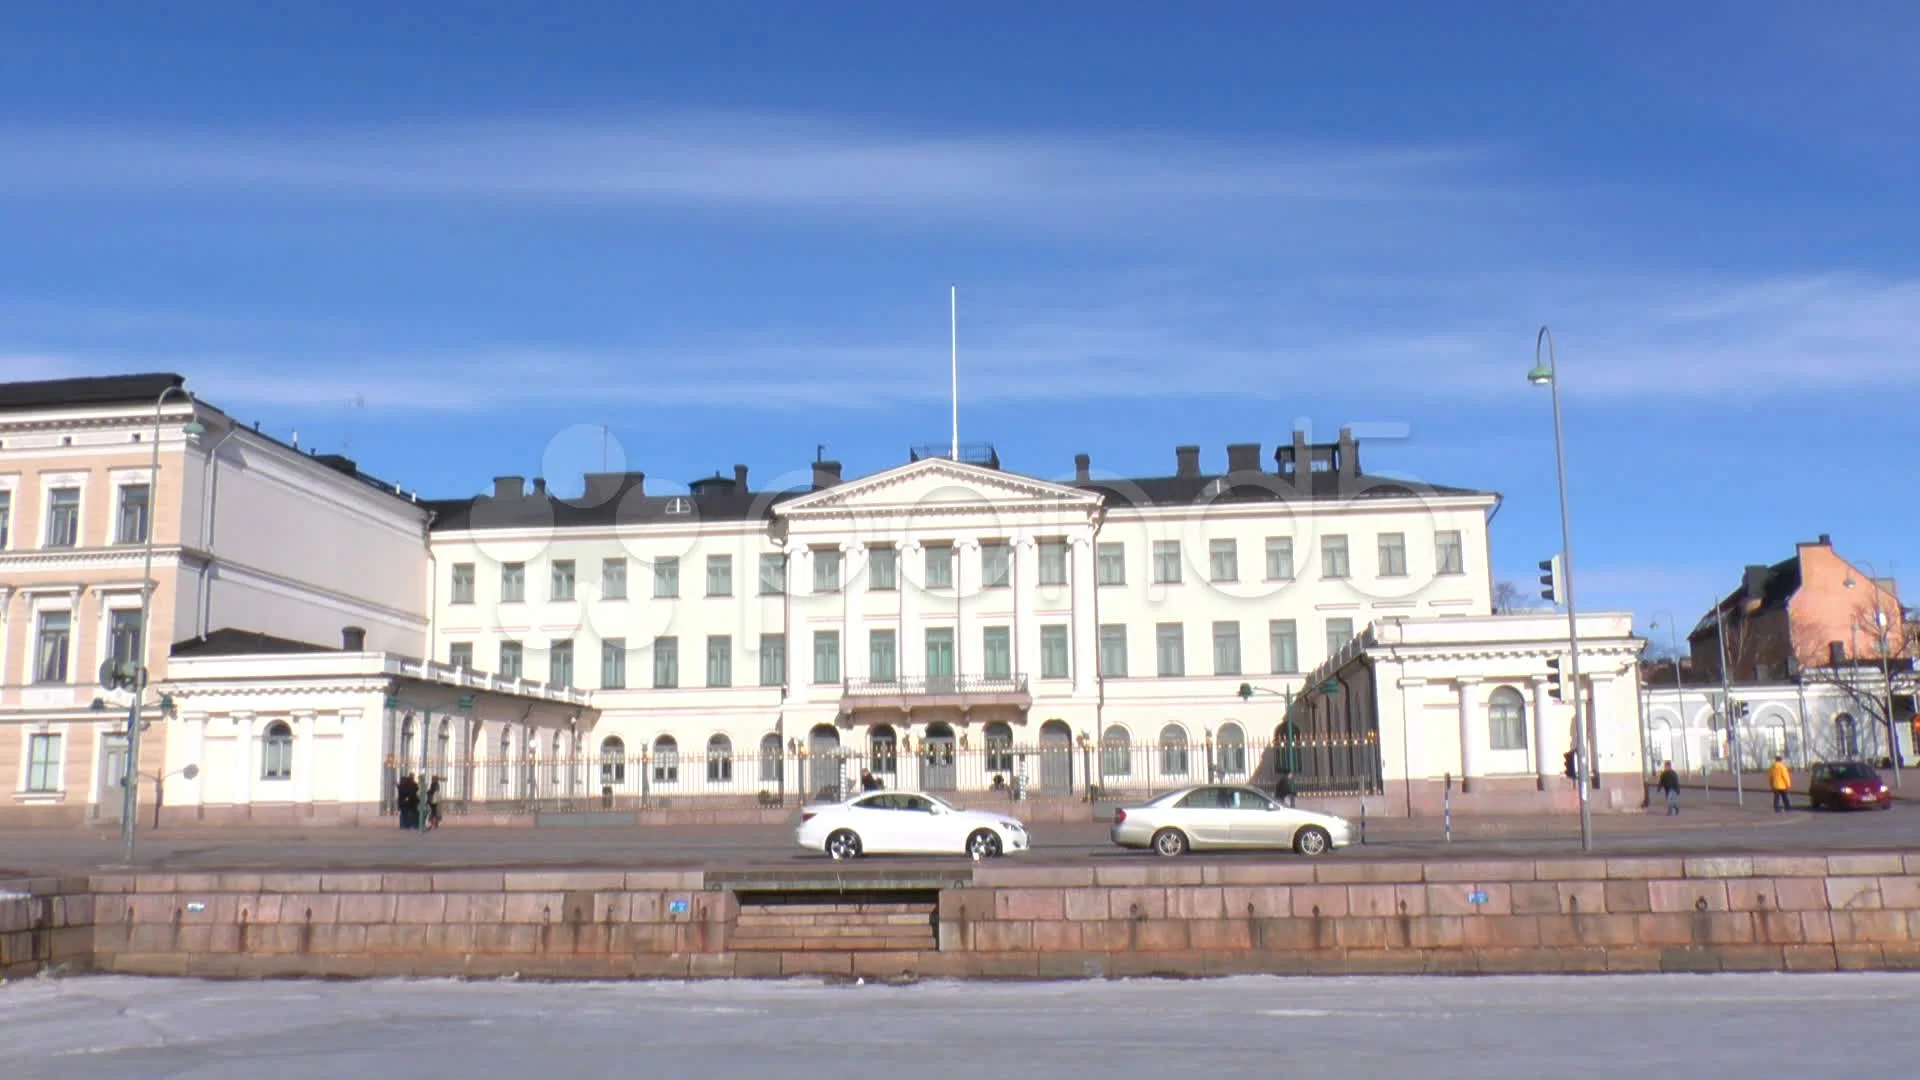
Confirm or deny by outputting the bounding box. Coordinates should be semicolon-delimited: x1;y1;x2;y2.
967;828;1003;859
826;829;862;860
1293;825;1332;856
1151;828;1189;857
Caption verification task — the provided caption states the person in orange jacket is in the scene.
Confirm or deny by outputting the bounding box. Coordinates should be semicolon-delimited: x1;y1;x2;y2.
1767;755;1793;812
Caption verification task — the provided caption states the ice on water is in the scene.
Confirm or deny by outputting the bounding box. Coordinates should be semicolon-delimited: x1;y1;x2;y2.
4;972;1918;1078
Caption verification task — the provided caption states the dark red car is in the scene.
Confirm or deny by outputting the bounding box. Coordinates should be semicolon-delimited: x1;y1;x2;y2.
1808;762;1893;811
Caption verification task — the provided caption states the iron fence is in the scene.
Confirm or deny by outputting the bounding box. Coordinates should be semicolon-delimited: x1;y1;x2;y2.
389;734;1383;816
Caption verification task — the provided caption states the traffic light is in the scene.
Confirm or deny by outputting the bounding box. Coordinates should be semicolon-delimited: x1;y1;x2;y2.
1731;701;1750;720
1538;554;1565;605
1544;656;1563;701
1563;749;1578;780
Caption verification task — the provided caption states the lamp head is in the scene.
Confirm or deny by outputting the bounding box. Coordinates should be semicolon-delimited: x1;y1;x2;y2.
1526;363;1554;386
181;420;207;436
90;697;107;712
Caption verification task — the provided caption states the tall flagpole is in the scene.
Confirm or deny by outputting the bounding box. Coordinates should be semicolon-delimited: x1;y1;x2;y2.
950;284;959;459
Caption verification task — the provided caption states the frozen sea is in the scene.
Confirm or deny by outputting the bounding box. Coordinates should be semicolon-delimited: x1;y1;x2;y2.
4;972;1917;1078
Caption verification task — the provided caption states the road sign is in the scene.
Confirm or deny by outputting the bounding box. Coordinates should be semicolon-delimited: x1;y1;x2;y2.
1468;889;1489;906
457;694;476;710
668;899;689;915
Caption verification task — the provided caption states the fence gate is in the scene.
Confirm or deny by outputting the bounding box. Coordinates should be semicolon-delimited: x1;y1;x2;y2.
1038;722;1073;794
922;725;957;791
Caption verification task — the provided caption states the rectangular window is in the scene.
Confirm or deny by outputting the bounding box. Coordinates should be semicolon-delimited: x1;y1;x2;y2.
115;483;150;544
551;559;576;601
1264;537;1294;581
982;625;1012;678
981;542;1011;588
924;544;953;589
500;562;525;603
1096;542;1125;586
813;548;842;593
450;563;475;604
1209;539;1238;582
869;629;897;682
108;609;143;669
44;488;79;548
1326;618;1355;658
34;610;70;683
867;546;897;590
1098;624;1128;678
550;639;574;687
1435;530;1465;575
499;641;523;680
653;636;679;688
1321;535;1350;579
1212;621;1242;676
1040;624;1070;679
1156;623;1185;677
26;733;61;793
448;642;473;671
760;633;786;687
601;557;628;600
1152;541;1182;585
0;490;11;549
653;557;679;598
813;631;840;684
758;553;786;595
1037;540;1068;586
600;639;626;689
1377;533;1407;578
924;628;955;679
706;635;732;687
706;554;732;597
1269;620;1299;674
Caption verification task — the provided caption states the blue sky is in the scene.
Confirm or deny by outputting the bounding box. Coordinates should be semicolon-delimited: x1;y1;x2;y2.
4;1;1917;641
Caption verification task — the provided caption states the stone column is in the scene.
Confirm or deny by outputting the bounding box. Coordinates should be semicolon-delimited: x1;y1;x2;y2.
340;708;363;805
1588;673;1615;780
954;538;979;679
234;711;256;808
1068;535;1097;697
785;542;813;705
1012;535;1040;689
900;541;923;679
1395;677;1427;790
841;541;867;681
1531;676;1555;784
185;712;209;810
1453;678;1480;791
292;709;316;805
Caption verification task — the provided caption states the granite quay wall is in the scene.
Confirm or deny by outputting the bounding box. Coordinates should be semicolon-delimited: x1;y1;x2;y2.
6;851;1920;981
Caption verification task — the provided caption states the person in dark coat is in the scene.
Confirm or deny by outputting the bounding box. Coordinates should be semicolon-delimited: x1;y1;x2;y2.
859;769;883;792
1657;760;1681;816
423;776;442;831
1274;768;1297;808
396;773;421;829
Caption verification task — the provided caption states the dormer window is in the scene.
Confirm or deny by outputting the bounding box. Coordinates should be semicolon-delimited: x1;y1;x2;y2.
665;497;692;515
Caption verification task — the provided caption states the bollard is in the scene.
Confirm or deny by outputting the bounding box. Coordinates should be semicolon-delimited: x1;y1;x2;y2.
1443;771;1452;843
1358;800;1367;845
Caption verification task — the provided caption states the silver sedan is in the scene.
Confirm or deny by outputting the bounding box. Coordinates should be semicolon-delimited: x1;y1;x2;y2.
1109;784;1355;856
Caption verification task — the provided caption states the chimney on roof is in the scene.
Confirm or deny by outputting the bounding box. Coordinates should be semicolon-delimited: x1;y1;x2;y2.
1175;445;1201;478
1074;453;1090;483
532;477;546;497
1226;443;1260;474
734;464;749;491
581;471;644;504
492;475;524;499
1817;533;1832;546
1743;564;1768;603
1337;427;1359;481
812;460;842;491
341;626;366;651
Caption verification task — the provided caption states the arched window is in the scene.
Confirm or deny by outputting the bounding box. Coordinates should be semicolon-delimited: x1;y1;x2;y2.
1100;725;1132;778
1488;686;1529;750
707;734;733;783
261;721;292;780
984;721;1014;774
759;733;783;784
1159;725;1189;775
435;718;451;771
1836;713;1859;759
1217;722;1246;775
652;735;679;783
495;729;511;789
600;736;626;785
869;725;898;774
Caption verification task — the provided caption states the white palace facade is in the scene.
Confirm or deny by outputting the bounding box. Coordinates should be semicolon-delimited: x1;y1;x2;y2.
1;373;1648;826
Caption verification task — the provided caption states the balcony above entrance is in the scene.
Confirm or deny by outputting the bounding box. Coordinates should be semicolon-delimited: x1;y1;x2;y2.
841;674;1032;712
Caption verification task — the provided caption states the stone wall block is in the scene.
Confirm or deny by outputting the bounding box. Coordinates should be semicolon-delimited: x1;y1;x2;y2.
1825;878;1883;911
1647;880;1729;913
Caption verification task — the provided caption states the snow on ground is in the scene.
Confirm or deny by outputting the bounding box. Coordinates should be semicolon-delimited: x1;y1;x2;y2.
3;972;1916;1078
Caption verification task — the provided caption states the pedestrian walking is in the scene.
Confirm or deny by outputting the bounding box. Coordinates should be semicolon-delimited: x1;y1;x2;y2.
1274;768;1297;808
1767;755;1793;812
860;769;882;792
423;776;442;832
396;772;420;829
1657;760;1681;816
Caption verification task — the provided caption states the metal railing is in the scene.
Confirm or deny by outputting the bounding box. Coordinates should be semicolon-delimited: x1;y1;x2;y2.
840;674;1030;697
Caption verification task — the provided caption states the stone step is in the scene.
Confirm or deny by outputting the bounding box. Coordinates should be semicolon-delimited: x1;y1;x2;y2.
730;934;936;953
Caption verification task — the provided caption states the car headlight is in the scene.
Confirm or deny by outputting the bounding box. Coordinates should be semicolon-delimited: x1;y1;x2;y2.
1000;821;1025;832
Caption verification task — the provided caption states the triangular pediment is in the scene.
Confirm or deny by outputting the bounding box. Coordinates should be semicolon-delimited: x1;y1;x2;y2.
776;458;1102;516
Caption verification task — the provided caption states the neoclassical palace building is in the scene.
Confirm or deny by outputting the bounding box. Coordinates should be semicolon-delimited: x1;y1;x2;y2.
0;373;1646;825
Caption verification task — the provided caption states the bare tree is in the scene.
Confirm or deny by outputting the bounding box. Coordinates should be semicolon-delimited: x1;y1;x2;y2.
1492;581;1532;614
1792;596;1914;763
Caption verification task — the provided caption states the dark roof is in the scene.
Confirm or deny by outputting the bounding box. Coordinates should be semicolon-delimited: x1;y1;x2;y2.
1079;470;1489;511
0;372;186;413
170;628;339;658
1691;555;1801;639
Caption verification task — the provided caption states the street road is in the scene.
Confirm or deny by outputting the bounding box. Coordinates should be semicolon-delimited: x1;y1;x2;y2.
1;787;1912;875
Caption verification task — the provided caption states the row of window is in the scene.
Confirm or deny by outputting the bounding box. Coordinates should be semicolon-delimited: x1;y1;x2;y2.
24;609;144;685
446;617;1361;690
0;483;151;552
444;530;1471;605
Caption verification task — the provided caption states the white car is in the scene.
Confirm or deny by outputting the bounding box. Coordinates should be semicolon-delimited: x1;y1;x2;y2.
1110;784;1354;857
796;790;1030;860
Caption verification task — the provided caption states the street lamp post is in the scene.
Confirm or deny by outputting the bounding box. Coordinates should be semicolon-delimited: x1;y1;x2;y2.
1528;327;1593;852
122;385;203;864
